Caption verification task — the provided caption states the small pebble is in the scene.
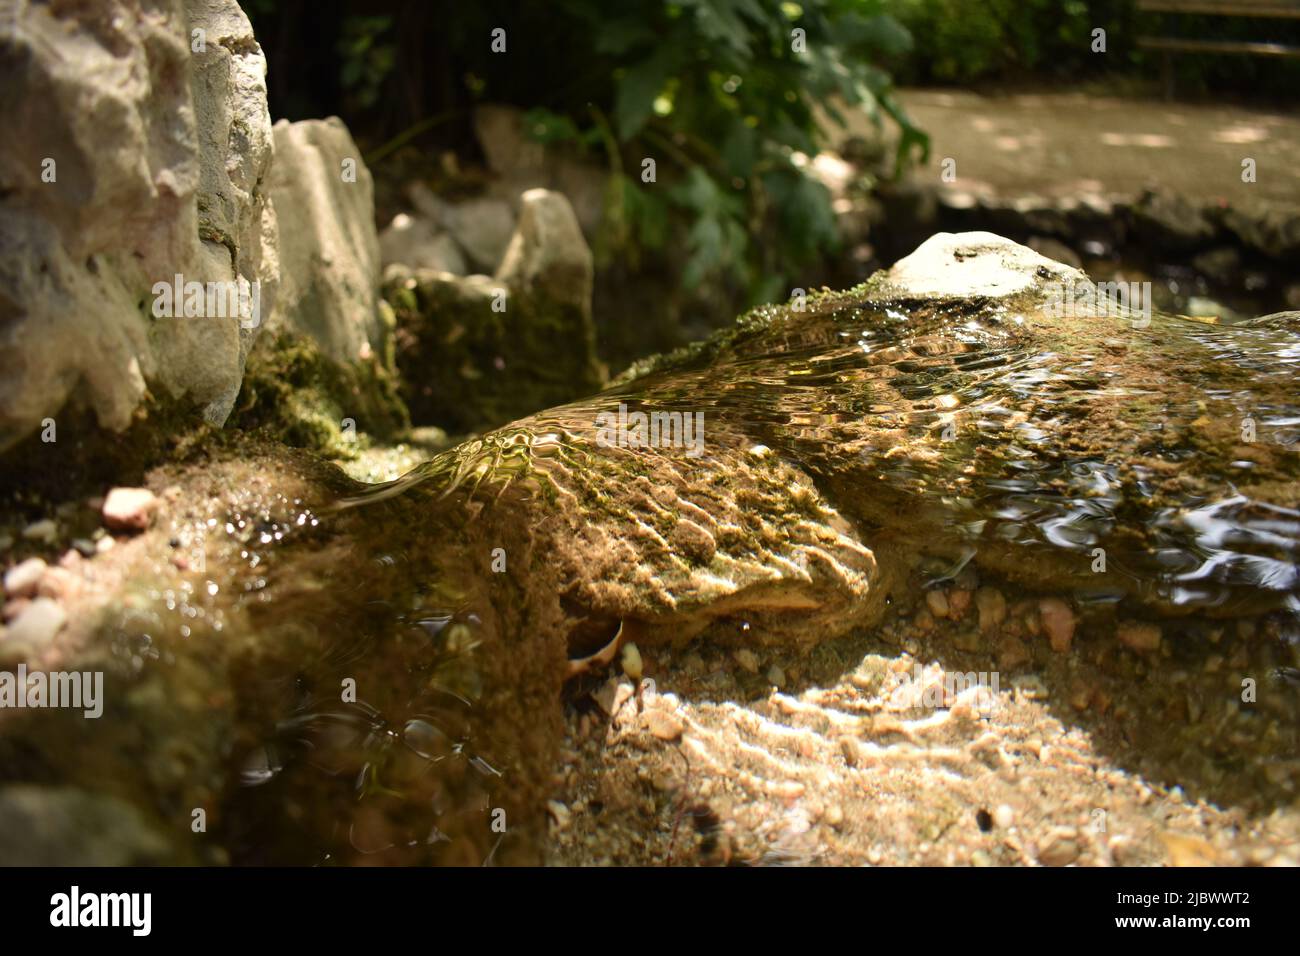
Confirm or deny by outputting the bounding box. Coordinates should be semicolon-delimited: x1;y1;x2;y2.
839;737;861;768
975;587;1007;635
948;588;973;619
1160;832;1220;866
4;557;47;598
592;676;634;717
36;566;78;600
546;800;572;829
22;519;57;543
620;641;643;681
102;487;158;533
1038;829;1081;866
925;589;950;619
766;664;785;688
1038;597;1075;653
993;804;1015;828
4;597;66;650
1117;620;1161;652
734;648;759;673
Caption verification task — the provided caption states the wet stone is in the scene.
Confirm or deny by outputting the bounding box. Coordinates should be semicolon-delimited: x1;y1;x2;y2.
102;488;158;533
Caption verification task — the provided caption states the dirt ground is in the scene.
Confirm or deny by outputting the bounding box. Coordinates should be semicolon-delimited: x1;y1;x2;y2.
871;89;1300;209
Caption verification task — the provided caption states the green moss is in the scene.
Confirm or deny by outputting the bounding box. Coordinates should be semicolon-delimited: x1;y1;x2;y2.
231;330;410;459
0;391;221;504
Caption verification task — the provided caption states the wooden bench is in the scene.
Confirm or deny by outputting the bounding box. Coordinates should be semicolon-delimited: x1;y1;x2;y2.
1137;0;1300;96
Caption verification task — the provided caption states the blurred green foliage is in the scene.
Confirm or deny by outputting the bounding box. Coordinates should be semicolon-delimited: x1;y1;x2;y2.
247;1;926;304
500;0;928;302
887;0;1300;94
338;16;397;112
887;0;1123;81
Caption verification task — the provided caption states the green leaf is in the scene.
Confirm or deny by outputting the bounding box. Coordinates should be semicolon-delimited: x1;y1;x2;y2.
614;46;684;140
522;108;582;145
595;18;658;55
720;119;758;179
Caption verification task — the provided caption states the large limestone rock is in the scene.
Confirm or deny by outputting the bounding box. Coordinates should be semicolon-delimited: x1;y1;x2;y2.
266;117;386;365
393;183;515;275
0;0;278;452
497;188;596;323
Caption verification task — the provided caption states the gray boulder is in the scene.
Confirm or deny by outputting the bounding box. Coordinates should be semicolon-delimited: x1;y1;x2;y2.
497;187;596;320
396;181;516;276
379;213;468;275
266;117;386;365
473;104;606;240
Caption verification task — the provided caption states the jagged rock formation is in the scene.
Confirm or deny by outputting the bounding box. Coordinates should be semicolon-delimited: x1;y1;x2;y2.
0;0;278;447
0;2;401;458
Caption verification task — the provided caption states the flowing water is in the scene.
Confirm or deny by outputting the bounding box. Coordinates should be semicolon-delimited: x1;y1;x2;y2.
2;286;1298;864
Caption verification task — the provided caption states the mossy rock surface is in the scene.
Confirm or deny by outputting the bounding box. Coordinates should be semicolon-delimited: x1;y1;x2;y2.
385;268;603;433
231;329;410;458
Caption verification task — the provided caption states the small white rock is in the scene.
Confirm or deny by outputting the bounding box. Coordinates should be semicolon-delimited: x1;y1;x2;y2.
102;487;158;533
5;597;66;650
993;804;1015;829
546;800;572;829
3;557;47;598
620;641;643;681
22;519;57;543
